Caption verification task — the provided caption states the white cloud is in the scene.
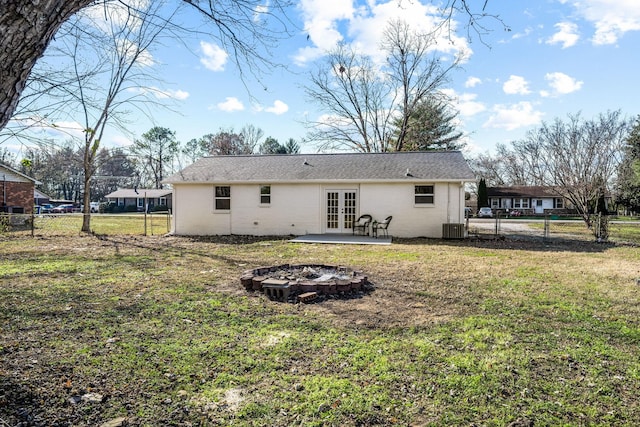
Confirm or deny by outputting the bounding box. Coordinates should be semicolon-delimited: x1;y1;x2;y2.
109;134;134;148
546;22;580;48
148;87;190;100
441;88;485;117
512;26;534;40
200;41;228;71
455;93;486;117
483;102;544;131
295;0;355;64
571;0;640;45
264;100;289;115
83;0;151;33
503;75;531;95
166;89;189;101
541;72;583;97
217;97;244;112
294;0;470;66
465;77;482;88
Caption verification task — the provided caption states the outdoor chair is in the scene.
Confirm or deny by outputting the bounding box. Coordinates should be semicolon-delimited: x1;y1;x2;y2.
352;214;372;236
372;216;392;238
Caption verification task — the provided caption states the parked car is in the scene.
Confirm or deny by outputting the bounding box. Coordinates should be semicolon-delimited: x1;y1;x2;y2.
80;202;101;213
52;204;74;213
477;207;493;218
39;203;54;213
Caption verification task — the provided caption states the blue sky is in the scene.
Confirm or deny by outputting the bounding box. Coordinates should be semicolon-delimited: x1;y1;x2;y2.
6;0;640;157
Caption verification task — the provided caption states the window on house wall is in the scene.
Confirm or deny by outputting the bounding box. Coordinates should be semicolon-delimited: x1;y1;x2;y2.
118;198;124;206
159;197;166;206
414;185;434;204
137;198;144;208
260;185;271;204
491;199;499;208
215;186;231;210
513;198;530;209
555;198;564;209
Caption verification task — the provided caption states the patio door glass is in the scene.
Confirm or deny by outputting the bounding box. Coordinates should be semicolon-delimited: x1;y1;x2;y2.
326;190;357;233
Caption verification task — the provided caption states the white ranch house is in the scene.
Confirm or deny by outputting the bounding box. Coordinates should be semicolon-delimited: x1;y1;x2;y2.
164;152;475;238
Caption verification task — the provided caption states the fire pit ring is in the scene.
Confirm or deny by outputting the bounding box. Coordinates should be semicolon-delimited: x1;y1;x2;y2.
240;264;370;303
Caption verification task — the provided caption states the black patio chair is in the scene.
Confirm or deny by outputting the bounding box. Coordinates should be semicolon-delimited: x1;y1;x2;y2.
372;216;392;238
352;214;372;236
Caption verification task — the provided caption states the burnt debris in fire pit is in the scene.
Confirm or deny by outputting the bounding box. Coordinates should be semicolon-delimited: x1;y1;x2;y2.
240;264;371;303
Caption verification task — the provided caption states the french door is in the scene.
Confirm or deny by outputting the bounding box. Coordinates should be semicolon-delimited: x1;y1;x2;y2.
325;190;357;233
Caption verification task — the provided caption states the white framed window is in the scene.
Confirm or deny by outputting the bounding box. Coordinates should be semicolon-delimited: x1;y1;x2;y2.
159;197;167;206
215;186;231;210
491;199;499;208
137;198;144;208
260;185;271;204
555;198;564;209
118;197;124;206
415;185;434;204
513;198;530;209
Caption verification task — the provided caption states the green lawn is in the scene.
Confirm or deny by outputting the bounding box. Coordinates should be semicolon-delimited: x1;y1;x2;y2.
29;213;172;236
1;233;639;426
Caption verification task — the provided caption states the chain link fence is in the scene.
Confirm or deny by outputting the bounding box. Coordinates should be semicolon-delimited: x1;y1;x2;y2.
0;212;171;237
2;212;637;244
467;213;640;245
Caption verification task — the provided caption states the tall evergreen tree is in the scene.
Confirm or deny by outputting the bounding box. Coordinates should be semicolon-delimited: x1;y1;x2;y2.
259;137;287;154
477;178;489;208
394;98;464;151
616;115;640;214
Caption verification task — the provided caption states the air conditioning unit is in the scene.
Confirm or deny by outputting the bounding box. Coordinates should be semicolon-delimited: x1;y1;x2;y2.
442;223;465;239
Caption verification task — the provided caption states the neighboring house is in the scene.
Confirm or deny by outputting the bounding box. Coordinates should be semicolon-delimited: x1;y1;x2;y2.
163;152;475;238
34;188;51;206
487;186;570;215
104;188;173;212
0;163;41;214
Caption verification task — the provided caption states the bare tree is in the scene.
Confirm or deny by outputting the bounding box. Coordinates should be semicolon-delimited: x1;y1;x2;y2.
25;1;180;232
468;151;507;186
304;19;462;153
383;19;461;152
305;44;392;152
240;124;265;154
514;111;629;228
200;129;252;155
0;0;297;131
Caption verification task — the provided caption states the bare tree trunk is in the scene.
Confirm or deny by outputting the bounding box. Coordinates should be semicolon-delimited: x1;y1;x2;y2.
0;1;91;129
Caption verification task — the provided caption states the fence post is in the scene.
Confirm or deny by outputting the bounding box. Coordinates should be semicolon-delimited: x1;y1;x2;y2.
543;214;550;242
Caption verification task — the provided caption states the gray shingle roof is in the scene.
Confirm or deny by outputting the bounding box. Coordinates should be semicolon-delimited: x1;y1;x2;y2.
164;151;475;184
105;188;172;199
487;186;559;198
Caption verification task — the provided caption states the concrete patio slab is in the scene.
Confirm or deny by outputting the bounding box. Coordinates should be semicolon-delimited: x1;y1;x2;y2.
289;234;392;245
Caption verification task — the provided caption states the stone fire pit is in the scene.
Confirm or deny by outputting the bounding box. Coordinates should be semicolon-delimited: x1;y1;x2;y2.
240;264;369;303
